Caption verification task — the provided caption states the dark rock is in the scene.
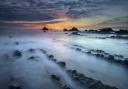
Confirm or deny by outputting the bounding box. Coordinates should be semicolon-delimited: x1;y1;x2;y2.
13;50;22;58
62;85;71;89
115;29;128;35
89;81;104;89
50;58;57;62
72;70;77;74
89;81;118;89
67;69;118;89
85;29;97;33
63;29;68;31
114;55;123;58
87;50;91;54
40;49;47;54
123;60;128;65
108;55;114;60
48;55;54;59
73;75;80;81
50;75;60;81
42;27;48;32
96;50;104;53
115;60;122;63
69;27;79;32
29;48;35;52
27;56;39;61
98;28;113;34
57;61;66;68
76;48;81;51
28;56;35;60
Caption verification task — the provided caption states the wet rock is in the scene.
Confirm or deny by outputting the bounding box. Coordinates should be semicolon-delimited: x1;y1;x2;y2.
108;55;114;60
62;85;71;89
13;50;22;58
87;50;91;54
115;60;122;63
114;55;123;58
48;55;54;59
28;56;35;60
29;48;35;52
98;28;113;34
115;29;128;35
89;81;118;89
50;75;60;81
72;70;77;75
69;27;79;32
40;49;47;54
50;58;57;62
123;60;128;65
76;48;81;51
27;56;39;61
96;50;104;53
88;81;102;88
57;61;66;68
67;70;118;89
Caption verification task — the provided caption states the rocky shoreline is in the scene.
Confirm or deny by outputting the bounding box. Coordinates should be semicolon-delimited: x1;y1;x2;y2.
66;44;128;67
40;49;118;89
1;46;119;89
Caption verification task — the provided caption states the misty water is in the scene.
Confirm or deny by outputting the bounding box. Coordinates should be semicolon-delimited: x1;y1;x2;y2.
0;30;128;89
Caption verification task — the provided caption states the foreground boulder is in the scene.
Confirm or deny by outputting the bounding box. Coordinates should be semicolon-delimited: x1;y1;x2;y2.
13;50;22;58
48;55;54;59
50;75;60;81
57;61;66;68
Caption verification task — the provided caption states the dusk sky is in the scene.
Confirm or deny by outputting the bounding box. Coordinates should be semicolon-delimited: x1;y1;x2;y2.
0;0;128;30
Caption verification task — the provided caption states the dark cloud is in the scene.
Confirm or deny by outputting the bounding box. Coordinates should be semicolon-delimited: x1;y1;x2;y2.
0;5;57;21
0;0;128;21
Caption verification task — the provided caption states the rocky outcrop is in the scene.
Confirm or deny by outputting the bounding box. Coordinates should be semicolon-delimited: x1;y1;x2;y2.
42;27;49;32
115;29;128;35
69;27;79;32
68;44;128;66
13;50;22;58
63;29;68;31
98;28;113;33
40;48;118;89
67;70;118;89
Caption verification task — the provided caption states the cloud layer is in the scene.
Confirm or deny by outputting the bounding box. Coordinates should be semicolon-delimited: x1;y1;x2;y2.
0;0;128;29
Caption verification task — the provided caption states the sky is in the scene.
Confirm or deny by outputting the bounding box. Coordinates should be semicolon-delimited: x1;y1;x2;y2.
0;0;128;30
